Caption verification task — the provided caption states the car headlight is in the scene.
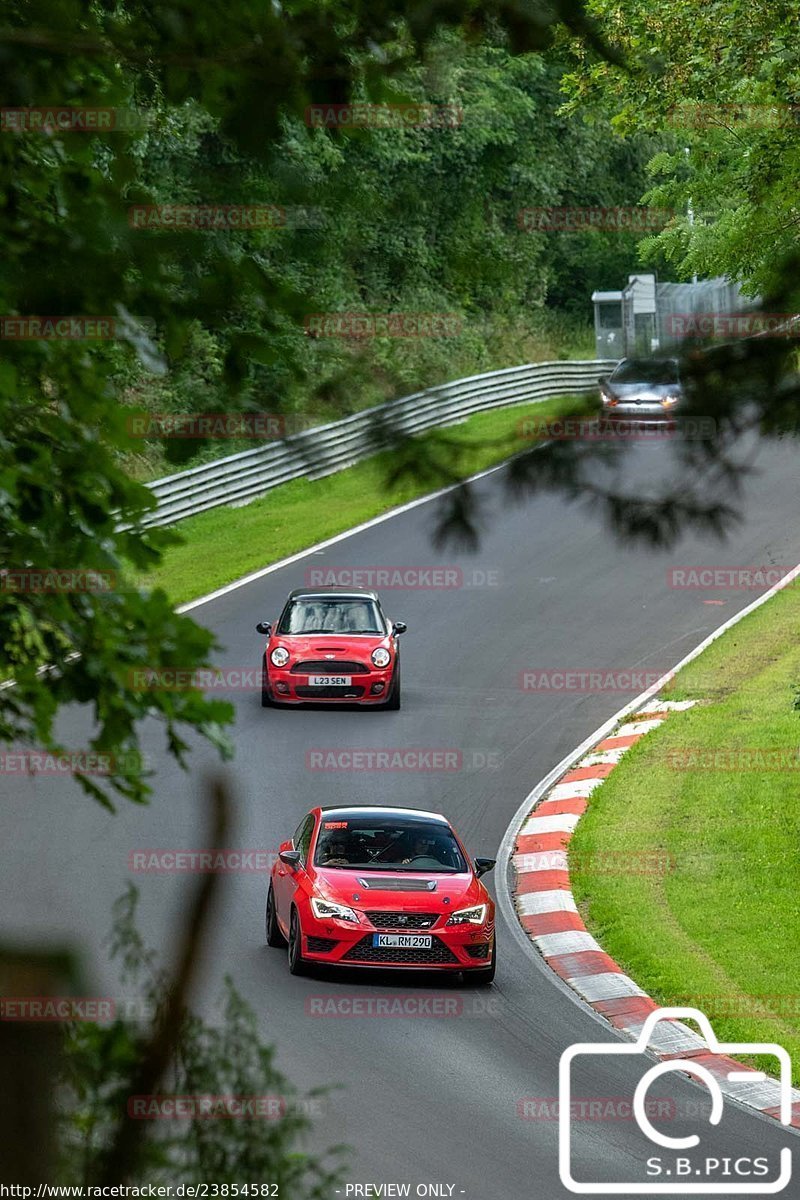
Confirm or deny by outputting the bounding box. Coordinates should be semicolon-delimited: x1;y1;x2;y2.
270;646;289;668
445;903;487;926
600;391;618;406
371;647;391;668
661;394;680;408
310;897;359;923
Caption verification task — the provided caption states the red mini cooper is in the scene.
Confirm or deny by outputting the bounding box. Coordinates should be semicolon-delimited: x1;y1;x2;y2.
266;806;497;983
256;587;406;708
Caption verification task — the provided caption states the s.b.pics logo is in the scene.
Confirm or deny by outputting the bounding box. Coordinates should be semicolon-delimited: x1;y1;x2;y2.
559;1008;794;1194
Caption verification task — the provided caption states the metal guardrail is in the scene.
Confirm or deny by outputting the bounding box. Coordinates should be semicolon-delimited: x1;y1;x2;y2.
142;359;616;527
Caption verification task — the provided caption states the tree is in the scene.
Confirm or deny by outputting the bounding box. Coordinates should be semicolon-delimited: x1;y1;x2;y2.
560;0;800;295
60;885;344;1190
0;0;630;809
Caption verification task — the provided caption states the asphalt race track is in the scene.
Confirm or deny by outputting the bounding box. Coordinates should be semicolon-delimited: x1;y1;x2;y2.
3;435;800;1198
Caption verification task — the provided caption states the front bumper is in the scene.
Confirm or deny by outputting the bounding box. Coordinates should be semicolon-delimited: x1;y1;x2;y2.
599;407;679;434
298;907;495;970
265;660;395;704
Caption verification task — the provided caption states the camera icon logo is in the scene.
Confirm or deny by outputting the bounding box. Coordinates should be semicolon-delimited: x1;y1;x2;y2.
559;1007;794;1194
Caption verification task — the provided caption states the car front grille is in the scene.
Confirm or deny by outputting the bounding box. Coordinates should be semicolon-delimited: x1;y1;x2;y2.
295;685;366;698
291;660;370;675
342;935;458;965
365;911;438;930
306;936;338;954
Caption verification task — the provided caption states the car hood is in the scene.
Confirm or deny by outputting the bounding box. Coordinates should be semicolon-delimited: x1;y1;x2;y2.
314;868;485;912
269;633;388;654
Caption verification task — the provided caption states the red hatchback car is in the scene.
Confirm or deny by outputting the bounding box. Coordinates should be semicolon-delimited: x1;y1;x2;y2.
266;806;497;983
256;588;406;708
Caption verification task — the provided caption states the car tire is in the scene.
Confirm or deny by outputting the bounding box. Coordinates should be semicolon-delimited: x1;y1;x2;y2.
382;663;401;710
265;882;286;948
469;940;496;986
261;660;275;708
288;907;306;976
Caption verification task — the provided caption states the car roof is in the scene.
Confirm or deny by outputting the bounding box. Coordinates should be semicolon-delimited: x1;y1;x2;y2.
286;587;381;601
318;805;449;824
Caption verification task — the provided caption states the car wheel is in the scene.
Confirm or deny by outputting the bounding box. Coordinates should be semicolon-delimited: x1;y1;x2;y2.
288;907;306;976
469;940;496;986
382;663;401;710
261;660;275;708
265;882;286;948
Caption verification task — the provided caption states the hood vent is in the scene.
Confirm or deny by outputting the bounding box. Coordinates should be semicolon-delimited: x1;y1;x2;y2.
358;876;437;892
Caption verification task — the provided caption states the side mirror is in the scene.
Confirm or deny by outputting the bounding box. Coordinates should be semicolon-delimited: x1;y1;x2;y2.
597;375;609;388
256;621;272;636
392;621;407;635
279;849;302;869
474;857;496;878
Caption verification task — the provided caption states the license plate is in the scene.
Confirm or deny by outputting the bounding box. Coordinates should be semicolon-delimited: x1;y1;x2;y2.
308;675;351;687
373;933;433;949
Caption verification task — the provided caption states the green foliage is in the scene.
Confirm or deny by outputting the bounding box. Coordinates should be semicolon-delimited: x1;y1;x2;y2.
60;886;345;1189
0;2;654;808
117;34;654;478
562;0;800;295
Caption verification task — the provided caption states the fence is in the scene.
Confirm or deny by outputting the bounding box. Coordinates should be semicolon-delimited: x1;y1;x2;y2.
592;275;752;358
141;359;616;528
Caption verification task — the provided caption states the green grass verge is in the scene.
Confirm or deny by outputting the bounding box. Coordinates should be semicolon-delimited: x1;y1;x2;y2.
570;581;800;1082
134;393;595;606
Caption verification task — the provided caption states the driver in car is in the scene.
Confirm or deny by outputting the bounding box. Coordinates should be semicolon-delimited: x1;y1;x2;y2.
319;834;352;866
401;833;443;865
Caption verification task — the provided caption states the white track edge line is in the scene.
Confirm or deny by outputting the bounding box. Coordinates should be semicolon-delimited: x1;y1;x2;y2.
496;556;800;1104
176;459;513;614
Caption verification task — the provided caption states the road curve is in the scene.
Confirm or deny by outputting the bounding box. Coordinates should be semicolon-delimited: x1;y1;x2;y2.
2;435;800;1197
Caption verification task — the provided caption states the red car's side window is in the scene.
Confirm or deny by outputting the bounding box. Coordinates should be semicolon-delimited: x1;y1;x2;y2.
293;815;315;864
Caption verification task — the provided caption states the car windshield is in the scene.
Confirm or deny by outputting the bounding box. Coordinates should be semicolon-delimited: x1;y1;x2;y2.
277;597;384;635
314;816;469;873
611;359;679;384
